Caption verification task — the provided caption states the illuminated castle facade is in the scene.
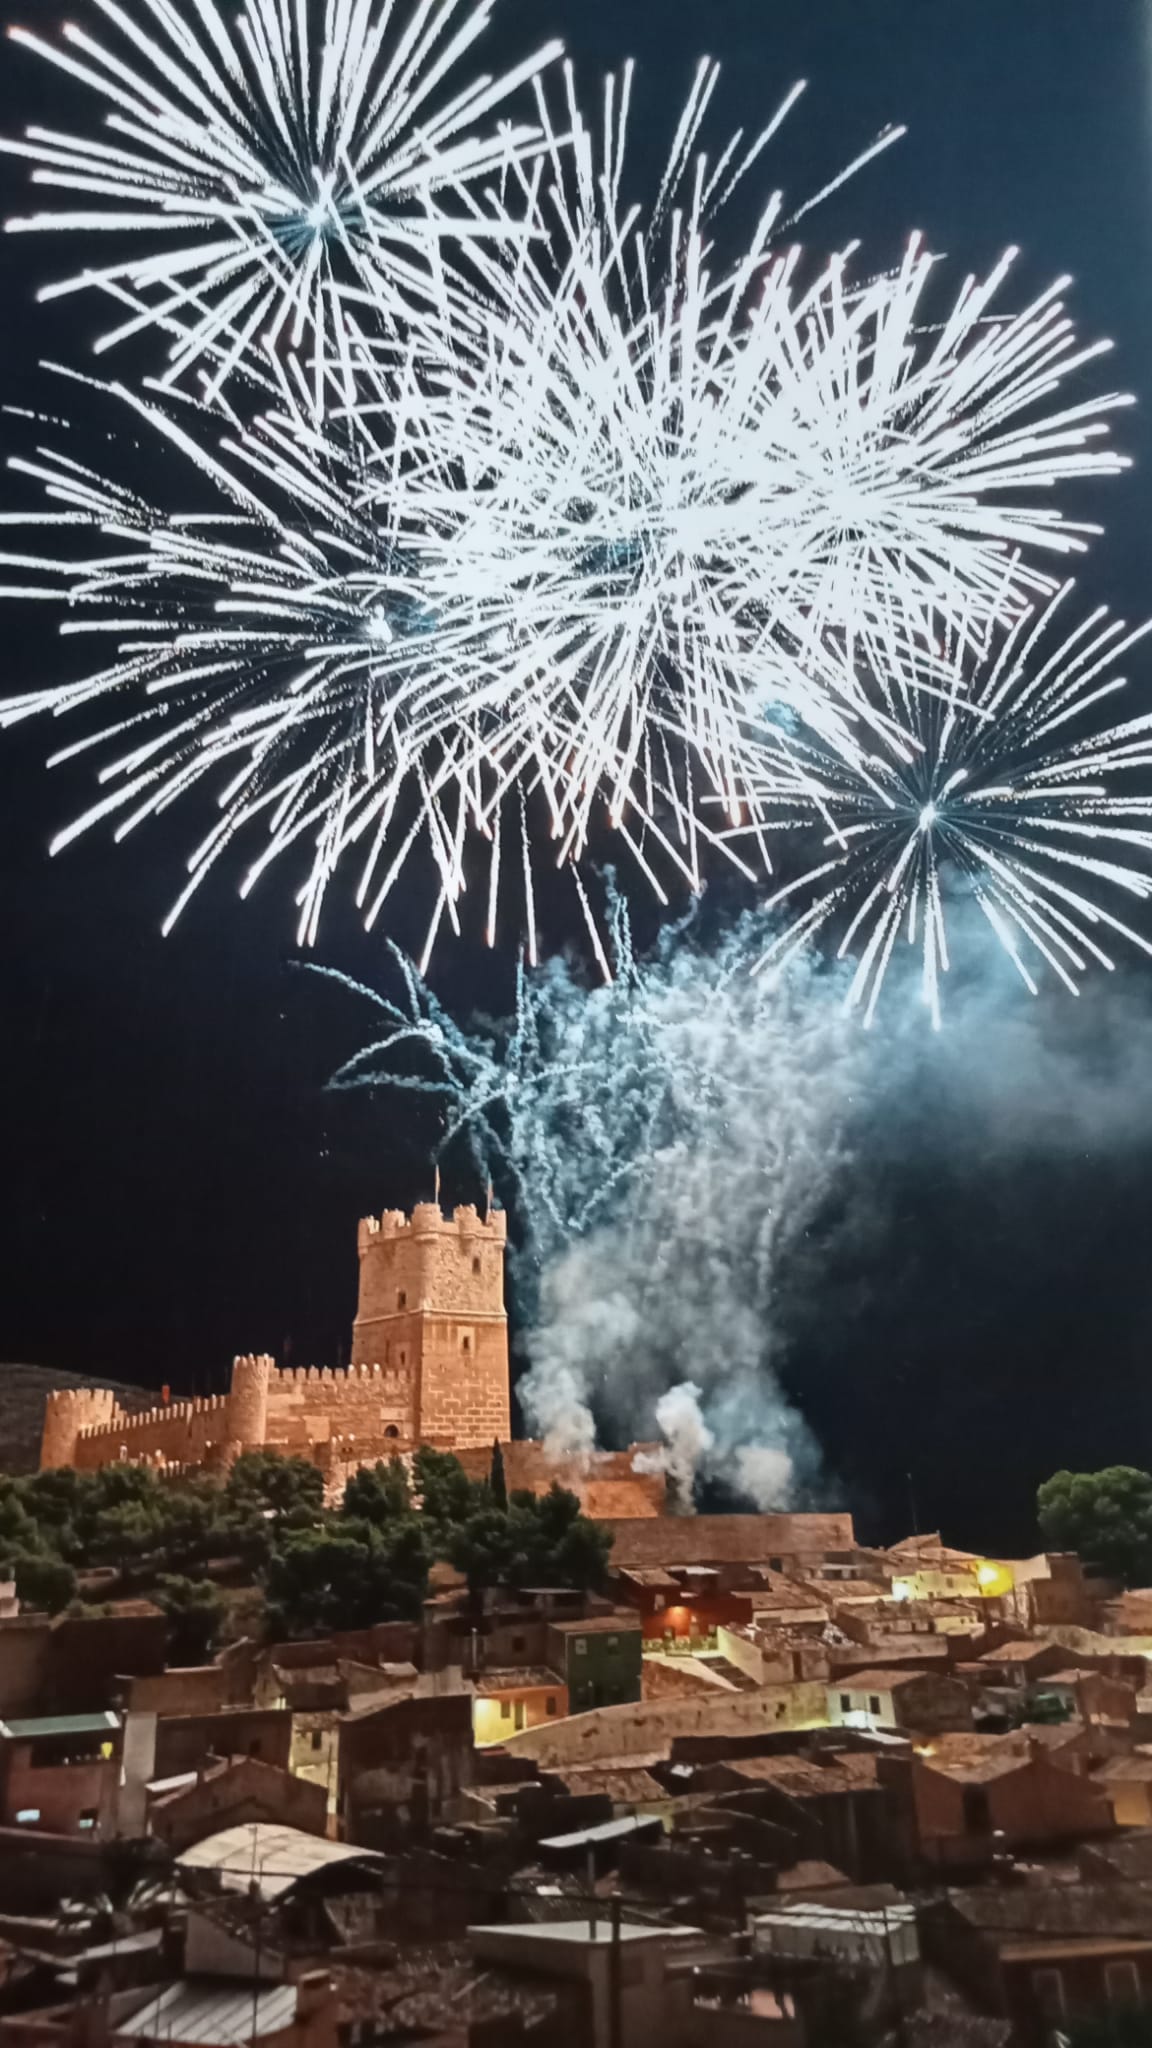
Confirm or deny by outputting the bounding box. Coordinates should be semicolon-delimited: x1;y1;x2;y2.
39;1203;663;1516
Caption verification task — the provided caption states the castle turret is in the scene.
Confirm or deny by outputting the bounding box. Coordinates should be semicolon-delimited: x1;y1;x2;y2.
40;1386;118;1470
229;1353;273;1449
352;1202;509;1449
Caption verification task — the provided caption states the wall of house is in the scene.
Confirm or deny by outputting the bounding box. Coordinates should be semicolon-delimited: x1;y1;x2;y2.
0;1750;119;1837
149;1760;328;1849
473;1682;568;1747
153;1706;293;1779
502;1683;830;1767
915;1754;1113;1859
1096;1775;1152;1828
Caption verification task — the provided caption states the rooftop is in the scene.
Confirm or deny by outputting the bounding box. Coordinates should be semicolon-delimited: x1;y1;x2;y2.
538;1814;662;1851
176;1823;384;1898
117;1980;297;2045
0;1711;120;1740
475;1667;563;1694
469;1918;702;1949
549;1616;641;1635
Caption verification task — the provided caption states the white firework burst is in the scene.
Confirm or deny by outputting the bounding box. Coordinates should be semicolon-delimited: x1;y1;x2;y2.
1;0;562;400
748;581;1152;1027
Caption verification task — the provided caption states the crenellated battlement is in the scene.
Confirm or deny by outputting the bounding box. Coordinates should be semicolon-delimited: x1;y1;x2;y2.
41;1201;511;1476
358;1201;507;1253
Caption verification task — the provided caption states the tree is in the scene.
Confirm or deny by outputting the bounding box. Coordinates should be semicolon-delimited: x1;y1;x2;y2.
14;1551;76;1615
1037;1466;1152;1586
226;1450;325;1523
449;1484;612;1600
412;1447;485;1530
343;1458;411;1524
264;1516;429;1638
155;1575;226;1664
489;1441;508;1510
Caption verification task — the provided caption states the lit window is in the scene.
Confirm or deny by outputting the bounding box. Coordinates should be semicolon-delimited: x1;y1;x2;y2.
78;1809;98;1831
15;1809;40;1826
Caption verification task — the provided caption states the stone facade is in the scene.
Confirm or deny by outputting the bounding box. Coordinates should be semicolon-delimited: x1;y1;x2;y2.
36;1201;662;1516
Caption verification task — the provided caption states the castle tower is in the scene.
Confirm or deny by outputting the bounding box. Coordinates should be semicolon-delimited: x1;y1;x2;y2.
40;1387;118;1470
229;1353;273;1449
352;1202;510;1449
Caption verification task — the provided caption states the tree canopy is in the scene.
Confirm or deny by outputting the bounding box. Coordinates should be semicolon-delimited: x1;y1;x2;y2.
1037;1465;1152;1586
0;1446;612;1642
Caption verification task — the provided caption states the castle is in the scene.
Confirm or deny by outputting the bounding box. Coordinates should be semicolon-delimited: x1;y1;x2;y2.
40;1202;664;1516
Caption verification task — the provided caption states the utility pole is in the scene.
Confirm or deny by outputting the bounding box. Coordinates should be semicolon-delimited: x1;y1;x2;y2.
608;1893;623;2048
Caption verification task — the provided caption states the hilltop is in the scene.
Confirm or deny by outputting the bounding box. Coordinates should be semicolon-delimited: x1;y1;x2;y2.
0;1363;157;1476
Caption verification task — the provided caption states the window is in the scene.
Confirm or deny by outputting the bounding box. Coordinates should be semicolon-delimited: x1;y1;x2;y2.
1105;1962;1141;2009
311;1730;324;1753
769;1558;783;1572
547;1696;558;1716
962;1785;992;1835
574;1638;588;1656
78;1809;98;1831
839;1694;851;1713
1031;1970;1066;2021
397;1290;407;1309
512;1635;525;1655
461;1335;471;1353
501;1699;511;1720
15;1809;40;1825
868;1695;882;1717
472;1256;482;1275
607;1635;619;1649
249;1739;262;1757
385;1425;399;1440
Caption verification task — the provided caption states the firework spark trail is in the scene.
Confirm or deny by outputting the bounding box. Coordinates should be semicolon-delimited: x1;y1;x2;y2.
0;10;1142;975
744;581;1152;1027
314;898;866;1496
1;0;563;400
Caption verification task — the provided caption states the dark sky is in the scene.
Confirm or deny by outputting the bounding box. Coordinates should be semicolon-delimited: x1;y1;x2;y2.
2;0;1152;1551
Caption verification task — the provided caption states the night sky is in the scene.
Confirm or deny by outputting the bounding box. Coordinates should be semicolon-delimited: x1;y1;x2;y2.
2;0;1152;1552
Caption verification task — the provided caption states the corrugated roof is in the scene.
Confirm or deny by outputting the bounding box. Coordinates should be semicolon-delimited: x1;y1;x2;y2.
539;1813;662;1850
118;1980;296;2045
0;1712;120;1740
176;1823;383;1897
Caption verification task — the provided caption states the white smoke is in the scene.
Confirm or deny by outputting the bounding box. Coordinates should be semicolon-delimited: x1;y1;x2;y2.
512;924;868;1507
632;1382;717;1512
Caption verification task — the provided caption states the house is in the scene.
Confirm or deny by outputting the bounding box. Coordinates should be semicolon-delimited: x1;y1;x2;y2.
886;1535;1013;1603
547;1616;643;1712
472;1668;568;1746
0;1604;167;1719
147;1754;329;1850
1093;1754;1152;1829
827;1669;972;1735
689;1749;918;1884
467;1917;707;2048
923;1883;1152;2048
0;1710;122;1837
338;1691;474;1841
972;1641;1074;1690
914;1738;1114;1866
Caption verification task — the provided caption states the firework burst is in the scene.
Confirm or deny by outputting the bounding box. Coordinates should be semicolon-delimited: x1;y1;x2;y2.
749;582;1152;1026
1;0;562;400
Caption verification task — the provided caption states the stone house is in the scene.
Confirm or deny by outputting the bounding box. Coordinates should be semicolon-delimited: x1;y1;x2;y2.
147;1754;328;1850
826;1668;973;1735
914;1738;1114;1866
546;1616;643;1712
0;1710;123;1837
